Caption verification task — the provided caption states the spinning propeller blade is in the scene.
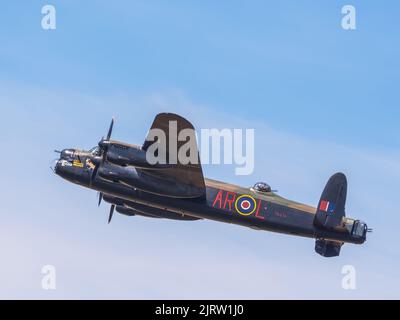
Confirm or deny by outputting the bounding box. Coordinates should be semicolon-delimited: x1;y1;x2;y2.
108;205;115;224
106;118;114;141
97;192;115;224
89;117;115;185
98;192;103;206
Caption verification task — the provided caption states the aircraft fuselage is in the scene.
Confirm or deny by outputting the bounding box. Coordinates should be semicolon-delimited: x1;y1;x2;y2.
54;151;366;246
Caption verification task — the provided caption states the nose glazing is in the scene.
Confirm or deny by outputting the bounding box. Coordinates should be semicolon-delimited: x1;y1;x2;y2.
60;149;75;160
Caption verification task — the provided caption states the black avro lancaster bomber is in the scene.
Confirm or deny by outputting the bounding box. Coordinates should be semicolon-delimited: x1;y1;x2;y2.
54;113;370;257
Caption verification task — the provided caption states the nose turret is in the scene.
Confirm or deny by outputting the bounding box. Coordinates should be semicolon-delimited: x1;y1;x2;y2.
60;148;76;160
53;148;92;187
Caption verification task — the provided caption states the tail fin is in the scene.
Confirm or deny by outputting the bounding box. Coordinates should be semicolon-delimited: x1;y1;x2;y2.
314;172;347;230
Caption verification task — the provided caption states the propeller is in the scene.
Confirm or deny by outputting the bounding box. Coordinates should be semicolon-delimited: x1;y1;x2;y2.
90;117;115;185
98;192;103;206
108;205;115;224
98;192;115;224
90;118;117;223
106;117;114;141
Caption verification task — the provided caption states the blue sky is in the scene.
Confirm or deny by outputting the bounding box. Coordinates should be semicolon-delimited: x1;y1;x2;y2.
0;1;399;299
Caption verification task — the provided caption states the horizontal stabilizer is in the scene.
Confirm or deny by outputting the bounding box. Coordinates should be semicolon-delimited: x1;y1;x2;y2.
315;239;343;257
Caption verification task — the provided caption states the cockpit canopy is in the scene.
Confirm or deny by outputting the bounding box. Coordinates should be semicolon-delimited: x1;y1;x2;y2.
253;182;272;193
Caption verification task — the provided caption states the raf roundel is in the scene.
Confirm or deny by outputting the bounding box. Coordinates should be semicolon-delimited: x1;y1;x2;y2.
235;195;257;216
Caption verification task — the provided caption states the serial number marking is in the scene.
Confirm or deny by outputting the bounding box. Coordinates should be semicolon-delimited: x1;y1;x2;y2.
199;304;244;317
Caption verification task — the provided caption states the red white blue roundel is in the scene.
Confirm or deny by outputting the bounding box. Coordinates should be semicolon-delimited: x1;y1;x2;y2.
235;195;257;216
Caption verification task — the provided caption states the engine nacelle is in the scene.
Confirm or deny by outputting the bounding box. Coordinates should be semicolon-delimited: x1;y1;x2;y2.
115;205;136;216
106;144;172;169
98;162;203;198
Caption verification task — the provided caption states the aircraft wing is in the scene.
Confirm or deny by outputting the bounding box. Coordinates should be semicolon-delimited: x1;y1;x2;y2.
140;113;206;198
